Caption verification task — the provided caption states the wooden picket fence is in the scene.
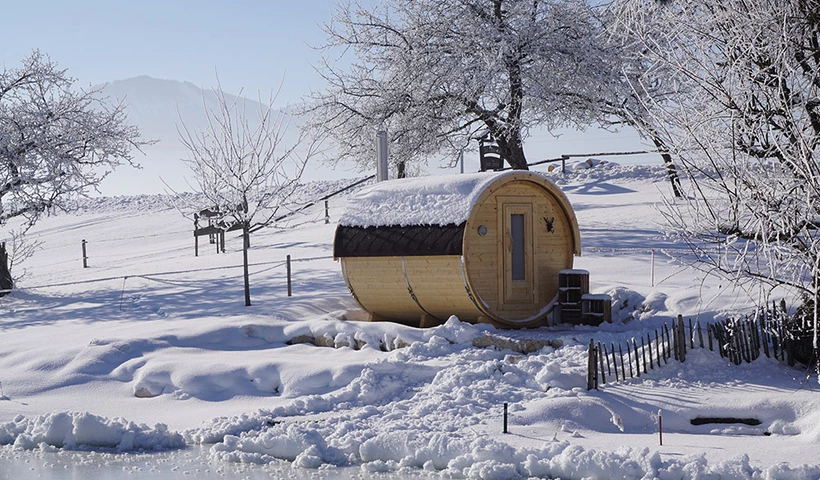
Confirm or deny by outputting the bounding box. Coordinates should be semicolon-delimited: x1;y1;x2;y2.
712;302;804;367
586;303;802;390
586;315;690;390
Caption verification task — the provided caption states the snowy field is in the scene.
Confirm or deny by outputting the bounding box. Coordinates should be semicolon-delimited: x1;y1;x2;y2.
1;164;819;479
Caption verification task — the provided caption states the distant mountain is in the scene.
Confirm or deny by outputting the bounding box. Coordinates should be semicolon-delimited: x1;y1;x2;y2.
100;76;268;142
95;76;344;197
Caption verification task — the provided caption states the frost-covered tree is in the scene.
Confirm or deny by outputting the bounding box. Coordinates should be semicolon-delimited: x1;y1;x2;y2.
613;0;820;331
304;0;617;172
178;82;318;306
0;50;148;293
565;6;685;197
0;51;147;228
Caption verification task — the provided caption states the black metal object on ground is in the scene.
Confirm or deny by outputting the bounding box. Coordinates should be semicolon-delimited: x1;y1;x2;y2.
690;417;761;426
0;243;12;296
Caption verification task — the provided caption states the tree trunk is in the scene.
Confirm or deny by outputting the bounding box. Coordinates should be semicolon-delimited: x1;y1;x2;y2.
649;133;683;198
495;131;529;170
243;226;251;307
504;145;529;170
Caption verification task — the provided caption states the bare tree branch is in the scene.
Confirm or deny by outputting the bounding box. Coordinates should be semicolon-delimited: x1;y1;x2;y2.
301;0;616;173
178;77;319;306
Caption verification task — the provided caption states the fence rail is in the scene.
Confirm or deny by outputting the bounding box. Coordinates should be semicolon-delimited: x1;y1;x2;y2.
586;303;802;390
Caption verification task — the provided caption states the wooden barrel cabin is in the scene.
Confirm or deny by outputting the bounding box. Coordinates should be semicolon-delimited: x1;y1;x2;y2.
333;171;581;328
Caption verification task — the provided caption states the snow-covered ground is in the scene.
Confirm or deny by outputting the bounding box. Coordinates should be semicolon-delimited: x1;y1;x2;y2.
1;165;818;479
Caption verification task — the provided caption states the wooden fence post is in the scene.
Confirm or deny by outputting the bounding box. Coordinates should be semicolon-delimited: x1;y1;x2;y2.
779;315;786;362
717;323;727;358
654;330;661;367
689;318;695;349
749;319;763;360
587;339;596;390
598;341;606;385
675;317;681;360
595;344;600;389
733;324;743;365
732;323;743;365
705;323;712;351
286;255;292;297
641;336;648;374
671;320;679;362
82;239;88;268
325;199;330;225
611;342;619;382
736;321;744;362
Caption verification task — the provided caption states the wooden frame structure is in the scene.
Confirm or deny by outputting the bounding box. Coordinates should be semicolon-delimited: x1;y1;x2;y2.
193;209;242;256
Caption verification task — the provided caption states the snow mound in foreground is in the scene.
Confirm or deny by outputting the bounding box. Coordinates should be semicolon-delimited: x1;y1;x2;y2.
0;412;184;451
185;319;820;479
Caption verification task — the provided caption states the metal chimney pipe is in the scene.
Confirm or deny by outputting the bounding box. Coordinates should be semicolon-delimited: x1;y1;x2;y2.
376;130;389;182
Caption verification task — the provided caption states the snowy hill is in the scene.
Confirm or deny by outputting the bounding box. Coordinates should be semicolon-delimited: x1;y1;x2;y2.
1;165;819;478
95;76;351;197
100;76;269;141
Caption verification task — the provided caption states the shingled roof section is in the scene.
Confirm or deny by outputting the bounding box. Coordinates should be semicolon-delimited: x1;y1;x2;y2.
334;223;465;257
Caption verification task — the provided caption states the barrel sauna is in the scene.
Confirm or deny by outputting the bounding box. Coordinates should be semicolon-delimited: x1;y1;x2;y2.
333;171;581;328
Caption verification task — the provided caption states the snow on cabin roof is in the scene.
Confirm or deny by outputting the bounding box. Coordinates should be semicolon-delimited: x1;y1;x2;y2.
340;171;523;228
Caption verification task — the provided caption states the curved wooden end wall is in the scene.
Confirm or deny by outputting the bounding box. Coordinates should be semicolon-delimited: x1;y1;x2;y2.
462;173;580;328
341;256;483;324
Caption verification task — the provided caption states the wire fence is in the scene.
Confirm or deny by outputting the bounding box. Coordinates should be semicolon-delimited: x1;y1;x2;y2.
19;255;334;292
10;174;366;273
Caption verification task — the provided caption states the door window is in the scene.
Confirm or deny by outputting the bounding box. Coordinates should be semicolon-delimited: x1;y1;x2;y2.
510;214;525;281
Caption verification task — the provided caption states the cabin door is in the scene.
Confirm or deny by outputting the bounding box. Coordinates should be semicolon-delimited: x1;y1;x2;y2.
499;200;536;308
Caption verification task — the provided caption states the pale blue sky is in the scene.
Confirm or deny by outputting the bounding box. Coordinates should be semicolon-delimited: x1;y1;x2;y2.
2;0;655;189
1;0;337;104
